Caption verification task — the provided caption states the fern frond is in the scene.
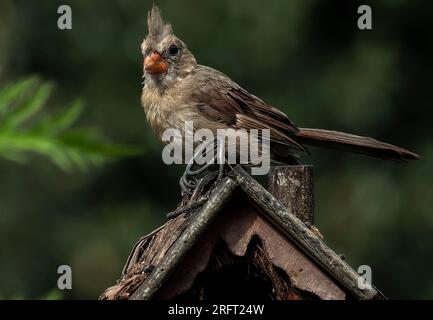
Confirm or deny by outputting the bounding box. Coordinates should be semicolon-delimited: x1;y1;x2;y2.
0;77;141;171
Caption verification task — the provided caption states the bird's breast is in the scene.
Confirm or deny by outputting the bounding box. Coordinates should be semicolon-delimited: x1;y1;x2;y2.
141;86;190;140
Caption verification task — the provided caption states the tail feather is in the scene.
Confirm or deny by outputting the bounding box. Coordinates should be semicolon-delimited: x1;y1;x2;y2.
296;128;420;161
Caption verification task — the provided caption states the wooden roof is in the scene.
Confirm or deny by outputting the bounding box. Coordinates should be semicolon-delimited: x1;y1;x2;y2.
100;166;385;300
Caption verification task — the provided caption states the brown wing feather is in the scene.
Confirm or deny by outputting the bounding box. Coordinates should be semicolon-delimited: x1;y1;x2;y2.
190;66;303;151
188;65;419;162
236;114;306;151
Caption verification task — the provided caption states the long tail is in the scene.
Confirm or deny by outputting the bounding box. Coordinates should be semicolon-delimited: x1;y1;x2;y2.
296;128;420;161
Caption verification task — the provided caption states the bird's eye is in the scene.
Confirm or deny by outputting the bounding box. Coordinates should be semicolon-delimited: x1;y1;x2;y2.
142;48;152;56
168;44;179;55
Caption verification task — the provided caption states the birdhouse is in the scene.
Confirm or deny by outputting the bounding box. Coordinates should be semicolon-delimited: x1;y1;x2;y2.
100;165;385;300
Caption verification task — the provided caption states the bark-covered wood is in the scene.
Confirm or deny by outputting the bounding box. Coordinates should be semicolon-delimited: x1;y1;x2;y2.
99;177;236;300
130;177;237;300
155;196;345;300
230;166;384;300
100;165;385;300
269;166;314;225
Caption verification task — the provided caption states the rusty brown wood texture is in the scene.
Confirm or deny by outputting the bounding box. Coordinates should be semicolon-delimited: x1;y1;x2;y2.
100;177;237;300
155;197;345;300
269;165;314;226
229;166;382;299
99;166;385;300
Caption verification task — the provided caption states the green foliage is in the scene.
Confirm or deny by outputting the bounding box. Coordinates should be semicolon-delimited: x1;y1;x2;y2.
0;77;140;171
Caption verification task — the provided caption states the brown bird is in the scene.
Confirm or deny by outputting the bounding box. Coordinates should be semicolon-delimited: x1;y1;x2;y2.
141;6;419;175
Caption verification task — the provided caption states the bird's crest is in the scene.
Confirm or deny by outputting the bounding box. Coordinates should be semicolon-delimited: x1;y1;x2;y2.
147;5;172;39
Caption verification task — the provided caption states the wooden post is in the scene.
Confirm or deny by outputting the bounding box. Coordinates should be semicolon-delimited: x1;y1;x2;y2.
268;165;314;226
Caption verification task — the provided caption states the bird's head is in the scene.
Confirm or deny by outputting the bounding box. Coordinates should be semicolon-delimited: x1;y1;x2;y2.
141;5;197;89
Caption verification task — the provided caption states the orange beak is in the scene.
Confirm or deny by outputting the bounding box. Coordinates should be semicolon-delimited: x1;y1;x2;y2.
144;52;168;75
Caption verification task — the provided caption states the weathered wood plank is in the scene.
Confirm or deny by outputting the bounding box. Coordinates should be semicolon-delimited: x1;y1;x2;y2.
155;197;345;300
130;177;237;300
230;165;383;300
268;165;314;225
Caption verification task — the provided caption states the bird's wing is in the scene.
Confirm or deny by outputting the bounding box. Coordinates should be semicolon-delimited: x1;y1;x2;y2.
189;66;306;152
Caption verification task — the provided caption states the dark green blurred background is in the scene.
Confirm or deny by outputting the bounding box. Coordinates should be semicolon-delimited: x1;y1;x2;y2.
0;0;432;299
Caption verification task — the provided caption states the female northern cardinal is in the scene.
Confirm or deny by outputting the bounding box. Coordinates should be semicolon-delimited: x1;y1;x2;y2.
141;6;419;166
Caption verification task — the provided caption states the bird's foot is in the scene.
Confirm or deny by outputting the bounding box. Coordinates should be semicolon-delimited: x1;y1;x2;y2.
166;168;225;219
166;196;208;219
167;137;227;220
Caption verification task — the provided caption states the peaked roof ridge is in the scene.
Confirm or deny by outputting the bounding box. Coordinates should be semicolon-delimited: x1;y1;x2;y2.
102;165;386;300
